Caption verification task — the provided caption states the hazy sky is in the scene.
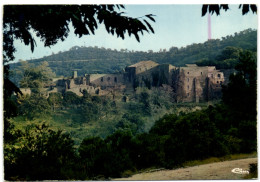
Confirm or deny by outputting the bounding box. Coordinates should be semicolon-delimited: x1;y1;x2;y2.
12;4;258;62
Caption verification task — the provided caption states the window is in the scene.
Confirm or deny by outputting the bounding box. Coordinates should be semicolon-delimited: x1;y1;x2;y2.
217;81;219;84
114;77;117;83
201;72;202;75
187;85;189;89
101;77;103;82
187;93;189;96
187;72;189;74
220;81;223;85
187;78;189;82
218;74;221;78
107;77;110;81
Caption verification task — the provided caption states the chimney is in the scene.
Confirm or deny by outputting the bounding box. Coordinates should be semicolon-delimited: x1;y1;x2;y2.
73;70;77;78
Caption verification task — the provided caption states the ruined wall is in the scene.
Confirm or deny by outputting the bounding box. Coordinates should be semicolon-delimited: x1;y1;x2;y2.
49;61;226;103
176;64;208;102
89;74;124;88
127;63;175;89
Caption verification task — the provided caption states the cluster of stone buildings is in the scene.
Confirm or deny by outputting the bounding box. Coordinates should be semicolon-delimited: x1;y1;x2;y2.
42;60;225;103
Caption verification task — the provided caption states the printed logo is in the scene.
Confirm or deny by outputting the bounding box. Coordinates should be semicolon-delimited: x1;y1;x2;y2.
231;168;249;174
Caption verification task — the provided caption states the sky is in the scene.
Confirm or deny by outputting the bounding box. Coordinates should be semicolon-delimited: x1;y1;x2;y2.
8;4;259;62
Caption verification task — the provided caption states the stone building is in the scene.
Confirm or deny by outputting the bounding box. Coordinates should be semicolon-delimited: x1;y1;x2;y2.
43;60;226;102
175;64;224;102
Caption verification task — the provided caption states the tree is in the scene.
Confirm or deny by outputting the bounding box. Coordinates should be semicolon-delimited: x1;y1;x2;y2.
18;94;51;119
19;61;55;92
222;50;256;121
3;5;155;64
78;137;111;178
4;123;76;180
221;50;257;152
47;92;63;111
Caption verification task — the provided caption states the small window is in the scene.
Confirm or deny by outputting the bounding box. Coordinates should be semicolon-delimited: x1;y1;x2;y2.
187;85;189;89
217;81;219;84
107;77;110;81
201;72;202;75
187;78;189;82
218;74;221;78
114;77;117;83
187;93;189;96
101;77;103;82
187;72;189;74
211;74;213;78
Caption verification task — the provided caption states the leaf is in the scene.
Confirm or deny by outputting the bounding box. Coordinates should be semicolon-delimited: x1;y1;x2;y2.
220;4;229;11
242;4;250;15
72;14;80;21
250;5;257;14
134;32;140;42
202;5;208;16
209;5;220;16
145;14;155;22
144;19;154;33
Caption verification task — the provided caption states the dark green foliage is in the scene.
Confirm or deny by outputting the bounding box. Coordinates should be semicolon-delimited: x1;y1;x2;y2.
104;130;135;177
116;113;145;135
249;163;258;177
78;137;111;178
62;91;82;106
139;91;151;114
196;46;242;69
18;94;51;119
48;92;63;111
4;124;76;180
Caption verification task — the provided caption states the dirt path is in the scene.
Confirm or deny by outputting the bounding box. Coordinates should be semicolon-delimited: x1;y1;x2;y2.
115;158;257;180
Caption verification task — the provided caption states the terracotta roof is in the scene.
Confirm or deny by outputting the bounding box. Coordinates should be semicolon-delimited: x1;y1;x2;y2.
128;60;158;68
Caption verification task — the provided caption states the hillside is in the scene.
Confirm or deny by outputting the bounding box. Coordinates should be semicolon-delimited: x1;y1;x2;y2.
9;28;256;78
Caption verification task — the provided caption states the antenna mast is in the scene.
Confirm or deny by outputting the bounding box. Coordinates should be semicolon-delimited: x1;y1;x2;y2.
208;13;212;40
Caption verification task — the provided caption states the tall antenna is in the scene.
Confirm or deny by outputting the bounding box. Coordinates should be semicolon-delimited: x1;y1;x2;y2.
208;13;212;40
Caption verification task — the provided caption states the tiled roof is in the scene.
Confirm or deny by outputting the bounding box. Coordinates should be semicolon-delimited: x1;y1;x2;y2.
128;60;158;67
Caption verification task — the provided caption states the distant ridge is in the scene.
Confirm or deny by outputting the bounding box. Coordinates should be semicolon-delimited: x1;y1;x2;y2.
10;29;256;78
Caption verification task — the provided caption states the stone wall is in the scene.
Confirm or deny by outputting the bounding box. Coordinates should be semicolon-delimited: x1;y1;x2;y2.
89;74;124;88
43;61;226;103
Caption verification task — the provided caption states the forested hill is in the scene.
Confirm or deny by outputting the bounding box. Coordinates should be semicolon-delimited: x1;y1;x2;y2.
11;28;256;77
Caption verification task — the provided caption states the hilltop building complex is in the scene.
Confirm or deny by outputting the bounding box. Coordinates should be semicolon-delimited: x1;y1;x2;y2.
22;61;226;103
